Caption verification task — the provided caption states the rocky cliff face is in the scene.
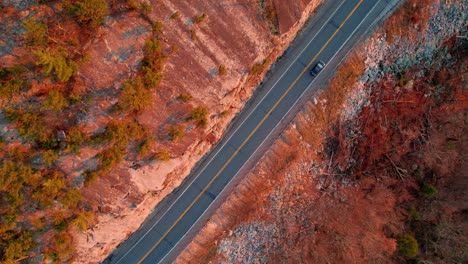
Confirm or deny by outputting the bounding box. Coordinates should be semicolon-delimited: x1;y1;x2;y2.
176;1;467;263
73;1;325;262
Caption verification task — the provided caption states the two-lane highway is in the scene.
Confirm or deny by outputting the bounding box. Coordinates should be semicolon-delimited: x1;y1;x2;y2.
105;0;400;263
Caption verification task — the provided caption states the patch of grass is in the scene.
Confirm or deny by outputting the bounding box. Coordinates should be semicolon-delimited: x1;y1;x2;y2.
4;107;20;122
407;206;421;221
17;111;52;143
0;77;27;98
218;64;227;76
384;0;431;43
50;231;74;262
263;5;279;35
61;189;82;208
102;119;146;148
155;149;171;161
41;171;66;200
31;216;47;231
171;11;180;19
97;146;125;171
142;66;163;88
194;13;207;24
22;18;48;46
125;0;139;10
52;210;69;231
151;20;163;35
220;110;230;118
66;126;86;153
42;88;69;113
69;0;109;27
72;210;95;231
421;183;438;198
187;106;208;128
82;169;103;185
397;234;419;257
3;230;34;261
144;38;162;56
137;136;155;157
118;77;153;112
178;93;192;102
168;124;185;141
34;48;78;82
42;149;59;166
251;58;270;75
139;2;152;15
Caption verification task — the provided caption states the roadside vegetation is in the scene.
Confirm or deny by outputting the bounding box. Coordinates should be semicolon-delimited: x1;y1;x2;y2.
0;0;210;262
188;0;466;262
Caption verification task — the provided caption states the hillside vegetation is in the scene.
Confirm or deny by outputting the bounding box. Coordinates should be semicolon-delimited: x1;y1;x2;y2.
176;1;467;263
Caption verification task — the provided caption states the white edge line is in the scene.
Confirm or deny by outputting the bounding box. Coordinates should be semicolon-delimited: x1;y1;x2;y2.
112;1;346;263
159;0;382;263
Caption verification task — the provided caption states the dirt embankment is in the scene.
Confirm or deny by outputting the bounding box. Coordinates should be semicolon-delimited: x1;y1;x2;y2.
176;1;467;263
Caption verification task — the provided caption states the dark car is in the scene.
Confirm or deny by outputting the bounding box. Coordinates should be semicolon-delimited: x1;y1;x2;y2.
310;60;325;77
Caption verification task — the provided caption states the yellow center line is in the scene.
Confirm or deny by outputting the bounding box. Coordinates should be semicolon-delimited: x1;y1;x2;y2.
138;1;364;262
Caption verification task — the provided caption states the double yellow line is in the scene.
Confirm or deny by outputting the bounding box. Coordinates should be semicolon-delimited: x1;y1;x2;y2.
138;0;364;262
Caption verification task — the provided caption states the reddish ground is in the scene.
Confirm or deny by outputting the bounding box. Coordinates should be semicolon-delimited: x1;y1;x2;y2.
176;6;467;264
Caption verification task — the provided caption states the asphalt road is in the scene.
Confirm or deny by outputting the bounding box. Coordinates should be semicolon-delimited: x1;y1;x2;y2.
104;0;399;263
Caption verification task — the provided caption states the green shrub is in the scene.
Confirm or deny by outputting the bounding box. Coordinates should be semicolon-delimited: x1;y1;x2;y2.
31;216;47;231
0;160;35;208
0;77;26;98
103;119;145;148
0;67;7;79
22;18;48;46
42;171;66;200
4;107;20;122
151;20;163;35
82;169;102;185
137;136;155;157
66;126;86;153
397;235;418;257
17;111;51;142
7;146;29;162
43;88;69;113
61;189;82;208
70;0;109;27
0;160;34;193
3;230;34;260
194;13;207;23
142;41;167;73
34;48;78;82
118;78;153;112
168;124;185;141
407;206;421;221
251;58;270;75
98;146;125;171
178;93;192;102
42;149;59;166
155;149;171;161
144;38;162;56
170;44;179;54
51;231;74;261
187;106;208;128
139;2;152;15
218;64;227;76
171;11;180;19
125;0;139;10
72;210;94;231
220;110;230;118
421;183;438;198
142;66;163;88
